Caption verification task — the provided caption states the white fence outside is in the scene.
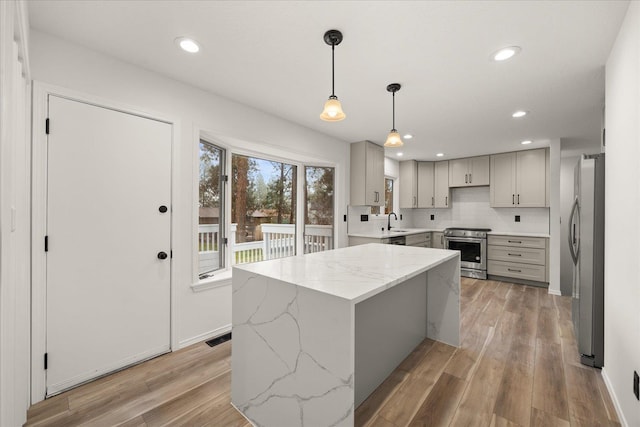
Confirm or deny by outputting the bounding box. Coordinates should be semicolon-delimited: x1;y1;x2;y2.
198;223;333;274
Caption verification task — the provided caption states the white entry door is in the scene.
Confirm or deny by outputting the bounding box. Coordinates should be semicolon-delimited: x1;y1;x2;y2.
45;95;172;396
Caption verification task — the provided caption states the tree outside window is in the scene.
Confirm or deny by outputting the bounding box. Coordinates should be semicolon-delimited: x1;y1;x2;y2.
384;178;394;214
231;154;297;264
304;167;334;253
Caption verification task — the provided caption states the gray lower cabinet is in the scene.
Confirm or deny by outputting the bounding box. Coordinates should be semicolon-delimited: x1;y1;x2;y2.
431;232;444;249
487;235;548;283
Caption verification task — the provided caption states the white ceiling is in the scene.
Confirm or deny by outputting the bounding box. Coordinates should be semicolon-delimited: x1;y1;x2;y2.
27;0;629;161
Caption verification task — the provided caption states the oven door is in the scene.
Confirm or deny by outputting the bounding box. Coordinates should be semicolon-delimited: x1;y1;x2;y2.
445;237;486;270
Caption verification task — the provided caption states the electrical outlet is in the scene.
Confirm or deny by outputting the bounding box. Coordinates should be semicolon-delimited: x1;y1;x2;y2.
430;214;435;221
634;371;639;400
360;214;368;222
515;215;521;222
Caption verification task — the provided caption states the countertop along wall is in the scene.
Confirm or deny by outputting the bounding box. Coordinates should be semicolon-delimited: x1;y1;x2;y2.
29;30;350;349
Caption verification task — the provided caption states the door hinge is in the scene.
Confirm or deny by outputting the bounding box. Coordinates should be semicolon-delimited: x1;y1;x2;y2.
45;118;50;135
223;175;229;182
170;250;173;259
44;353;48;370
44;236;49;252
223;237;228;245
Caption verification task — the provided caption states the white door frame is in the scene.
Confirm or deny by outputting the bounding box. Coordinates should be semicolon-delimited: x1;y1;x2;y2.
31;82;181;404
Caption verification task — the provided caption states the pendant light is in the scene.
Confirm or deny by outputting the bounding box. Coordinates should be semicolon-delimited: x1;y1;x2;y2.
320;29;346;121
384;83;403;147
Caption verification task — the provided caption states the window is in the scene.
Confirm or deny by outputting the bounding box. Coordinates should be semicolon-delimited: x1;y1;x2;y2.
198;141;225;278
231;154;297;265
385;178;394;214
304;166;334;253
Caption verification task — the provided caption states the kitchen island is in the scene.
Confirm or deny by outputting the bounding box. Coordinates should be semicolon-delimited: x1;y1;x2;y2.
231;243;460;426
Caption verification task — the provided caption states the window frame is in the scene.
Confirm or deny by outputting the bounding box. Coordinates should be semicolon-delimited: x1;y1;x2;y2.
192;135;339;288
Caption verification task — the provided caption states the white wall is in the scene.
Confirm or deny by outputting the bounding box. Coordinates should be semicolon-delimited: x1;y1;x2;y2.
0;1;31;425
29;31;350;352
604;2;640;425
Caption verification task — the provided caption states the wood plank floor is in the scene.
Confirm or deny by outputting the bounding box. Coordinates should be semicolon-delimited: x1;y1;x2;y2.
26;278;620;427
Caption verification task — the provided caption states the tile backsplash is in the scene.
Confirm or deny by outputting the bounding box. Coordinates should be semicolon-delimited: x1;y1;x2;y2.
348;186;549;235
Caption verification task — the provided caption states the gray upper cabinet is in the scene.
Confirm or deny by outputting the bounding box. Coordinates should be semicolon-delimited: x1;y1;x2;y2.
449;155;490;187
490;148;548;208
434;161;451;208
399;160;418;208
417;162;435;208
350;141;385;206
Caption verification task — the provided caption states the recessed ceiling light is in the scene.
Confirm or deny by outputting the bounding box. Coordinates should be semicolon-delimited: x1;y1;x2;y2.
176;37;200;53
397;152;403;157
436;153;444;157
493;46;521;61
403;134;413;139
521;140;533;145
512;110;528;118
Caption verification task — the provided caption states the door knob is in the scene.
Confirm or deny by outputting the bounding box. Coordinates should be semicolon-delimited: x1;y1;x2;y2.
157;251;168;260
159;205;168;213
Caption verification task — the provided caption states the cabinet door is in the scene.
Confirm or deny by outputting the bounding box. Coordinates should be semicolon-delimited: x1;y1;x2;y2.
399;160;417;208
434;161;450;208
448;158;469;187
490;152;516;207
516;149;546;207
365;142;385;206
469;155;490;186
417;162;435;208
431;232;444;249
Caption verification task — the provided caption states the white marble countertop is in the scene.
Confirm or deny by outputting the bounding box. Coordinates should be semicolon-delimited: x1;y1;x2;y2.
233;243;459;304
348;228;443;238
487;231;550;238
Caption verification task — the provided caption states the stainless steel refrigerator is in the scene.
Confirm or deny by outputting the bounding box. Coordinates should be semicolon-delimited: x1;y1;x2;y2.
568;153;605;368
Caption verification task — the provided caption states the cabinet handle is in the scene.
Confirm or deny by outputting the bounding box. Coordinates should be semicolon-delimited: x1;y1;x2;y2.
445;196;448;206
508;240;522;244
517;194;520;205
469;173;472;183
413;196;416;207
465;174;468;184
432;196;434;206
512;194;515;205
507;268;522;273
508;253;522;257
374;191;379;202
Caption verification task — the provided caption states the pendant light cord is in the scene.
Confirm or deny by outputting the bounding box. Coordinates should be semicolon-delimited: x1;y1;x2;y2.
331;43;335;97
392;91;396;130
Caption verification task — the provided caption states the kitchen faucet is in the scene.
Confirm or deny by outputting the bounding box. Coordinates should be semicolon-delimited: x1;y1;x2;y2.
387;212;398;231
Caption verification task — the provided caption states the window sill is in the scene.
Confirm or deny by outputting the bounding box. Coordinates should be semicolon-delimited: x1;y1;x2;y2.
191;270;232;293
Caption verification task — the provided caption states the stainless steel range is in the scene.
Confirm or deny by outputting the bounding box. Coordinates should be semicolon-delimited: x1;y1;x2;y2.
444;227;491;279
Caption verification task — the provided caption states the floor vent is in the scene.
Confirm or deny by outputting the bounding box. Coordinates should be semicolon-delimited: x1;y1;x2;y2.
206;332;232;347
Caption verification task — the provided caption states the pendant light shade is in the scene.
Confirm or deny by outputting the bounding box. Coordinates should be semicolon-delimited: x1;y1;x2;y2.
385;130;403;147
320;30;346;121
384;83;404;148
320;96;346;121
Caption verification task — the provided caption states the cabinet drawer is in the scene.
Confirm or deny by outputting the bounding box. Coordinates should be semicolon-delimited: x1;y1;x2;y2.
406;233;430;246
488;260;546;282
487;235;546;249
487;246;545;265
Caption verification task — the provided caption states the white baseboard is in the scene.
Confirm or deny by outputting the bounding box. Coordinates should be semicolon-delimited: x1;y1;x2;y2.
601;367;629;427
547;288;562;296
178;324;232;349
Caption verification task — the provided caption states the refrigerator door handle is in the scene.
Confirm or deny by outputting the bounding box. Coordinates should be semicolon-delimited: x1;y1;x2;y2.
568;197;580;264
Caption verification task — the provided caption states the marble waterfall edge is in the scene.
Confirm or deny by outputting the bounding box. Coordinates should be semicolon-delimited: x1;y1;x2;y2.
231;268;354;427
